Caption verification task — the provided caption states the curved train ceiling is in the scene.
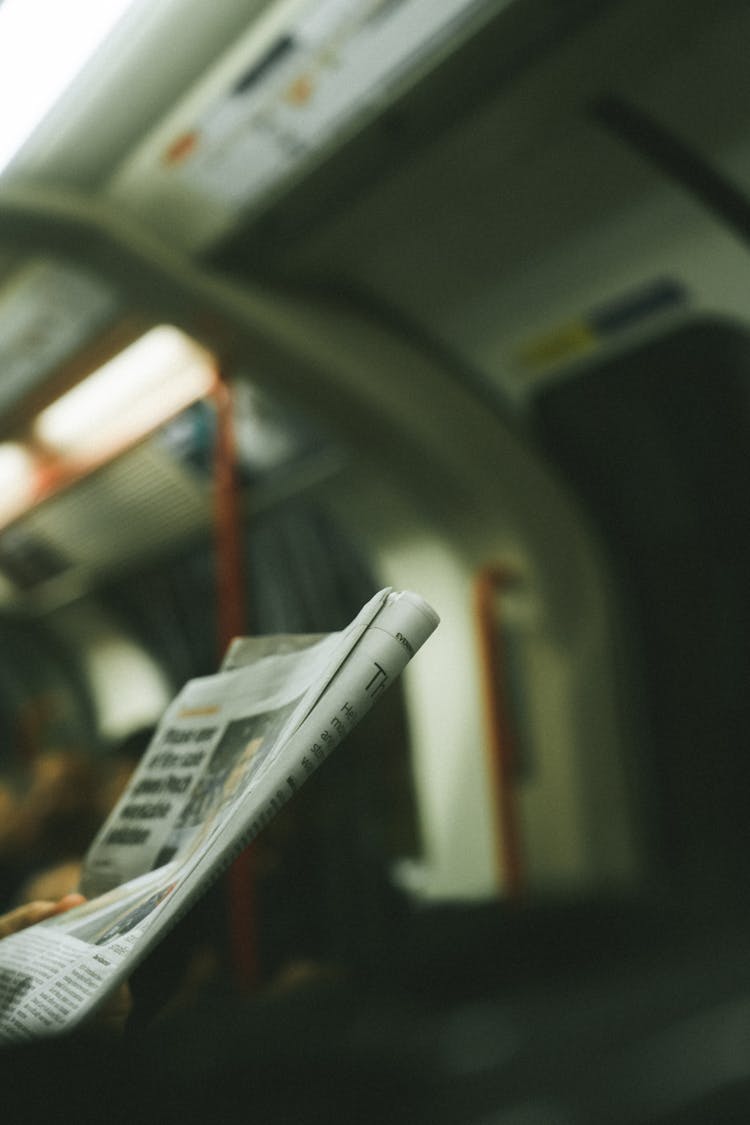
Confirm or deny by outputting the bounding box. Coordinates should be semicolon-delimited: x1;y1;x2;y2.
0;0;745;606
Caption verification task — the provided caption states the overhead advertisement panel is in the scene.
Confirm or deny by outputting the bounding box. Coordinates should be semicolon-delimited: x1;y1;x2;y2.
171;0;493;203
0;259;119;416
112;0;504;245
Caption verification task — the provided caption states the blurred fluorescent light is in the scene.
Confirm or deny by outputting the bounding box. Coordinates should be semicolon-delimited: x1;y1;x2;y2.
35;325;217;461
0;0;136;174
0;443;38;523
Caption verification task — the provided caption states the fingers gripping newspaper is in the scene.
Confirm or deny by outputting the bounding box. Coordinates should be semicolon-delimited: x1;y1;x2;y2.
0;589;438;1044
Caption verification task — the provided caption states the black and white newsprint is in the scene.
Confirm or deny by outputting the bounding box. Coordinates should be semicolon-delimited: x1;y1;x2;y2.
0;588;439;1043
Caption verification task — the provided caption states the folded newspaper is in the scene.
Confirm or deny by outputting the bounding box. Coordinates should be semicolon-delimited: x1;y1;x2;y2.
0;588;438;1043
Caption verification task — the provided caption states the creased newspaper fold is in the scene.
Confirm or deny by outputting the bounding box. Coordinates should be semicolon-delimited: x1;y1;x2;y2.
0;588;438;1043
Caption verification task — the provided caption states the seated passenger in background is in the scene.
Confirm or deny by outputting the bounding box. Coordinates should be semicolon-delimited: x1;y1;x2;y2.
0;728;152;911
0;749;99;909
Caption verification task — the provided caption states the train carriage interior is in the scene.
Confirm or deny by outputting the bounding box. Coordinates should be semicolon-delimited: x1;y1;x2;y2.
2;0;750;1120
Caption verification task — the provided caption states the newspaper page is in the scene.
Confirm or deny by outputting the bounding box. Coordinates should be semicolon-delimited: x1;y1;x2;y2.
0;588;438;1043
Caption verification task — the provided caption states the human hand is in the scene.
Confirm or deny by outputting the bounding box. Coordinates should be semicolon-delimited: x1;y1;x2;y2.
0;893;132;1031
0;893;85;939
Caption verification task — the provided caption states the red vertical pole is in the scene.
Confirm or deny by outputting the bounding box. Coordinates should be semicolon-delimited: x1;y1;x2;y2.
213;374;245;655
474;565;525;898
212;372;259;989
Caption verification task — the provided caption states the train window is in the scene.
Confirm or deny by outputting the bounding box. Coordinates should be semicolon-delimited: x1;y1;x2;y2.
535;318;750;902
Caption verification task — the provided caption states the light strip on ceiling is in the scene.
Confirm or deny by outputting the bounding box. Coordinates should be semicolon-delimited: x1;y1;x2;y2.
34;325;218;464
0;443;38;526
0;0;137;175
